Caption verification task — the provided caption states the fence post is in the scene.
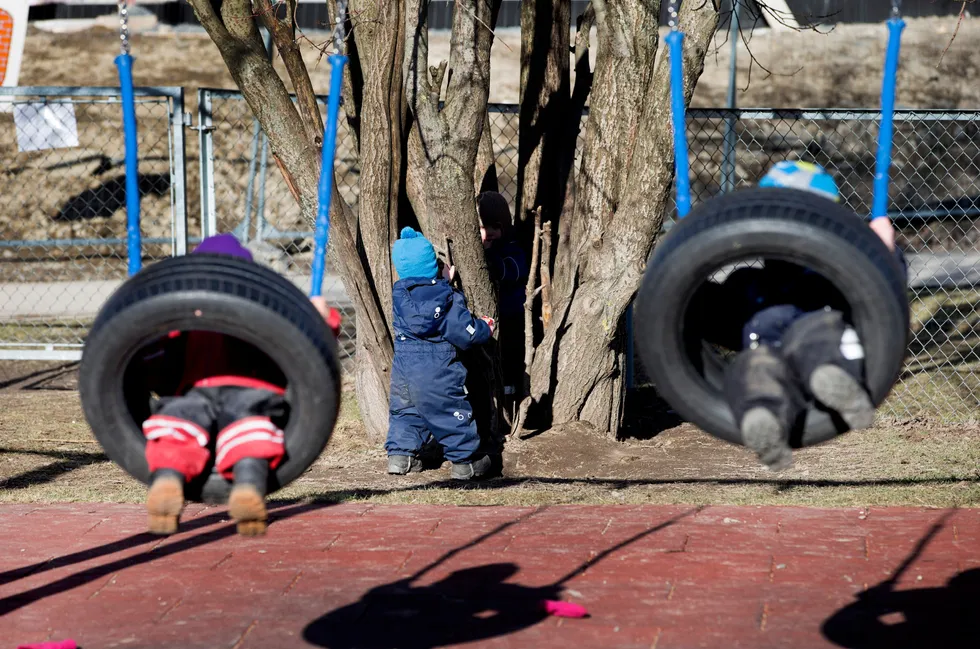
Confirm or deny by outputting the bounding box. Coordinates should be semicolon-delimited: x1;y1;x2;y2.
721;0;739;193
169;88;188;256
198;88;217;238
256;133;271;240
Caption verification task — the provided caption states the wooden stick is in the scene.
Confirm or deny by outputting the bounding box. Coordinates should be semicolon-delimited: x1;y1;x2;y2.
513;207;542;434
539;220;553;328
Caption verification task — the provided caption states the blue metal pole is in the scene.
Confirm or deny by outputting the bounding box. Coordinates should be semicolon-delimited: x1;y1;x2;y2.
310;53;348;298
666;30;692;219
115;52;142;276
871;16;905;220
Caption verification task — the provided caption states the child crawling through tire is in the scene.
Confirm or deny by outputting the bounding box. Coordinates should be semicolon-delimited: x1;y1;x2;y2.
689;161;908;471
137;234;341;536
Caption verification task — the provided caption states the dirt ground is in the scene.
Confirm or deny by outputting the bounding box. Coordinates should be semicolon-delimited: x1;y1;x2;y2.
1;362;978;509
21;17;980;107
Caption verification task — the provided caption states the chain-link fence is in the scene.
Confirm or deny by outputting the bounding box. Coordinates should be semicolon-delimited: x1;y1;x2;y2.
196;99;980;420
2;89;979;422
682;109;980;421
0;86;186;364
197;88;358;366
440;106;980;422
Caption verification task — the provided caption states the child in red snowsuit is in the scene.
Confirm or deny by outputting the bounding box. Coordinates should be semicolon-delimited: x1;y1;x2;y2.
142;234;340;536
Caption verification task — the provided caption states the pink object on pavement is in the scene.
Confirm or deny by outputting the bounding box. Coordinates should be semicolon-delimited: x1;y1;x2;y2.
16;640;77;649
541;599;589;618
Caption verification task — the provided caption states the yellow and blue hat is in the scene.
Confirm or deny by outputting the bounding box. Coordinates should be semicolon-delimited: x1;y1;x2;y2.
759;160;840;203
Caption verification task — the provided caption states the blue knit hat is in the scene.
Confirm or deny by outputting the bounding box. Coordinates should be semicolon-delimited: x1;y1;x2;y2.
192;233;253;261
392;227;438;280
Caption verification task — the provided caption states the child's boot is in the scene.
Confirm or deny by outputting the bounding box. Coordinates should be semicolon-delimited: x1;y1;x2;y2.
739;407;793;471
228;457;269;537
809;363;875;430
146;469;185;535
387;454;422;475
724;346;803;472
450;454;491;481
783;311;875;431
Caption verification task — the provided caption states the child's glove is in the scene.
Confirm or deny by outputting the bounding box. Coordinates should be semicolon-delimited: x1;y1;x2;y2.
869;216;896;251
480;316;495;334
311;296;342;337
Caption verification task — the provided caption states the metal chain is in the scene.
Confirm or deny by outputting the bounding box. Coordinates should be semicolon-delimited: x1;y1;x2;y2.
333;0;349;55
891;0;902;19
667;0;681;31
117;0;131;55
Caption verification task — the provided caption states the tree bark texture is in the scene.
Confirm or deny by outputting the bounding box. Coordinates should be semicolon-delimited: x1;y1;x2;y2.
187;0;394;443
517;0;571;238
522;0;719;436
346;0;408;443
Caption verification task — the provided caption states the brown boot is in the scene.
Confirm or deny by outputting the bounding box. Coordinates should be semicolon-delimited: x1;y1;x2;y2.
146;470;185;535
228;458;269;537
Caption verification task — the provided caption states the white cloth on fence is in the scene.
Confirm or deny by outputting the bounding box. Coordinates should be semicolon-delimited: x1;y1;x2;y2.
13;102;79;152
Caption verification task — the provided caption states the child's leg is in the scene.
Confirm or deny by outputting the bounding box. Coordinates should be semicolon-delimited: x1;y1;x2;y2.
212;387;287;536
781;309;875;430
385;367;429;474
414;379;488;481
724;345;804;471
142;390;216;534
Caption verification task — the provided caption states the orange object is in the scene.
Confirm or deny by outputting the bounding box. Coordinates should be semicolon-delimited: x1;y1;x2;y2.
0;9;13;85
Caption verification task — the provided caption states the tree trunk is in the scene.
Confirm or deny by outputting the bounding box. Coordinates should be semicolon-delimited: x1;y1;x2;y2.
517;0;571;236
347;0;408;442
522;0;719;436
188;0;395;443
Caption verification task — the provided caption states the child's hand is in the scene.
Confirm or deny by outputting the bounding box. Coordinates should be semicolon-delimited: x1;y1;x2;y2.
311;296;342;336
442;264;456;282
869;217;896;251
480;316;495;334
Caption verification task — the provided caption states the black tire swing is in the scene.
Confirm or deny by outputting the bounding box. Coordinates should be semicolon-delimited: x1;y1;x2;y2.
633;2;910;448
79;2;350;503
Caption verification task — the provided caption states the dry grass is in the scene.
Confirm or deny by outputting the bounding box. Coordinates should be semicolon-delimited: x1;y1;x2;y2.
1;388;978;509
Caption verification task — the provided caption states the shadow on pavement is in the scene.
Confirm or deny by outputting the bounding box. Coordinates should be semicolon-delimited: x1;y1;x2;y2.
302;506;702;648
822;511;977;648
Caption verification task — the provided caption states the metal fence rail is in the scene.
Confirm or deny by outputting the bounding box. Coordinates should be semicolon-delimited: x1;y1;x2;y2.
0;86;186;361
1;88;979;421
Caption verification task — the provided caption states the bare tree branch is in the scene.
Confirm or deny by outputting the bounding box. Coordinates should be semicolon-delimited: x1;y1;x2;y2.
938;1;973;69
255;0;324;147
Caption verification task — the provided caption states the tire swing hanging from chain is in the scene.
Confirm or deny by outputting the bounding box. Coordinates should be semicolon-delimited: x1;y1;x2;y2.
78;0;350;503
633;0;910;449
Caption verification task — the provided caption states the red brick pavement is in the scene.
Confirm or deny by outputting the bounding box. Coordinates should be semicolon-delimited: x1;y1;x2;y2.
0;503;976;649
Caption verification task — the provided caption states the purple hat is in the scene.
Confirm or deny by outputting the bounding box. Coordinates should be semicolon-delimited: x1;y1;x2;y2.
192;233;253;262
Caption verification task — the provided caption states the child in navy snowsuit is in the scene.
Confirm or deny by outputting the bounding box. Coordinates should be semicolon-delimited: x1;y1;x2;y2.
386;227;496;480
478;192;530;402
689;162;908;471
140;233;341;536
